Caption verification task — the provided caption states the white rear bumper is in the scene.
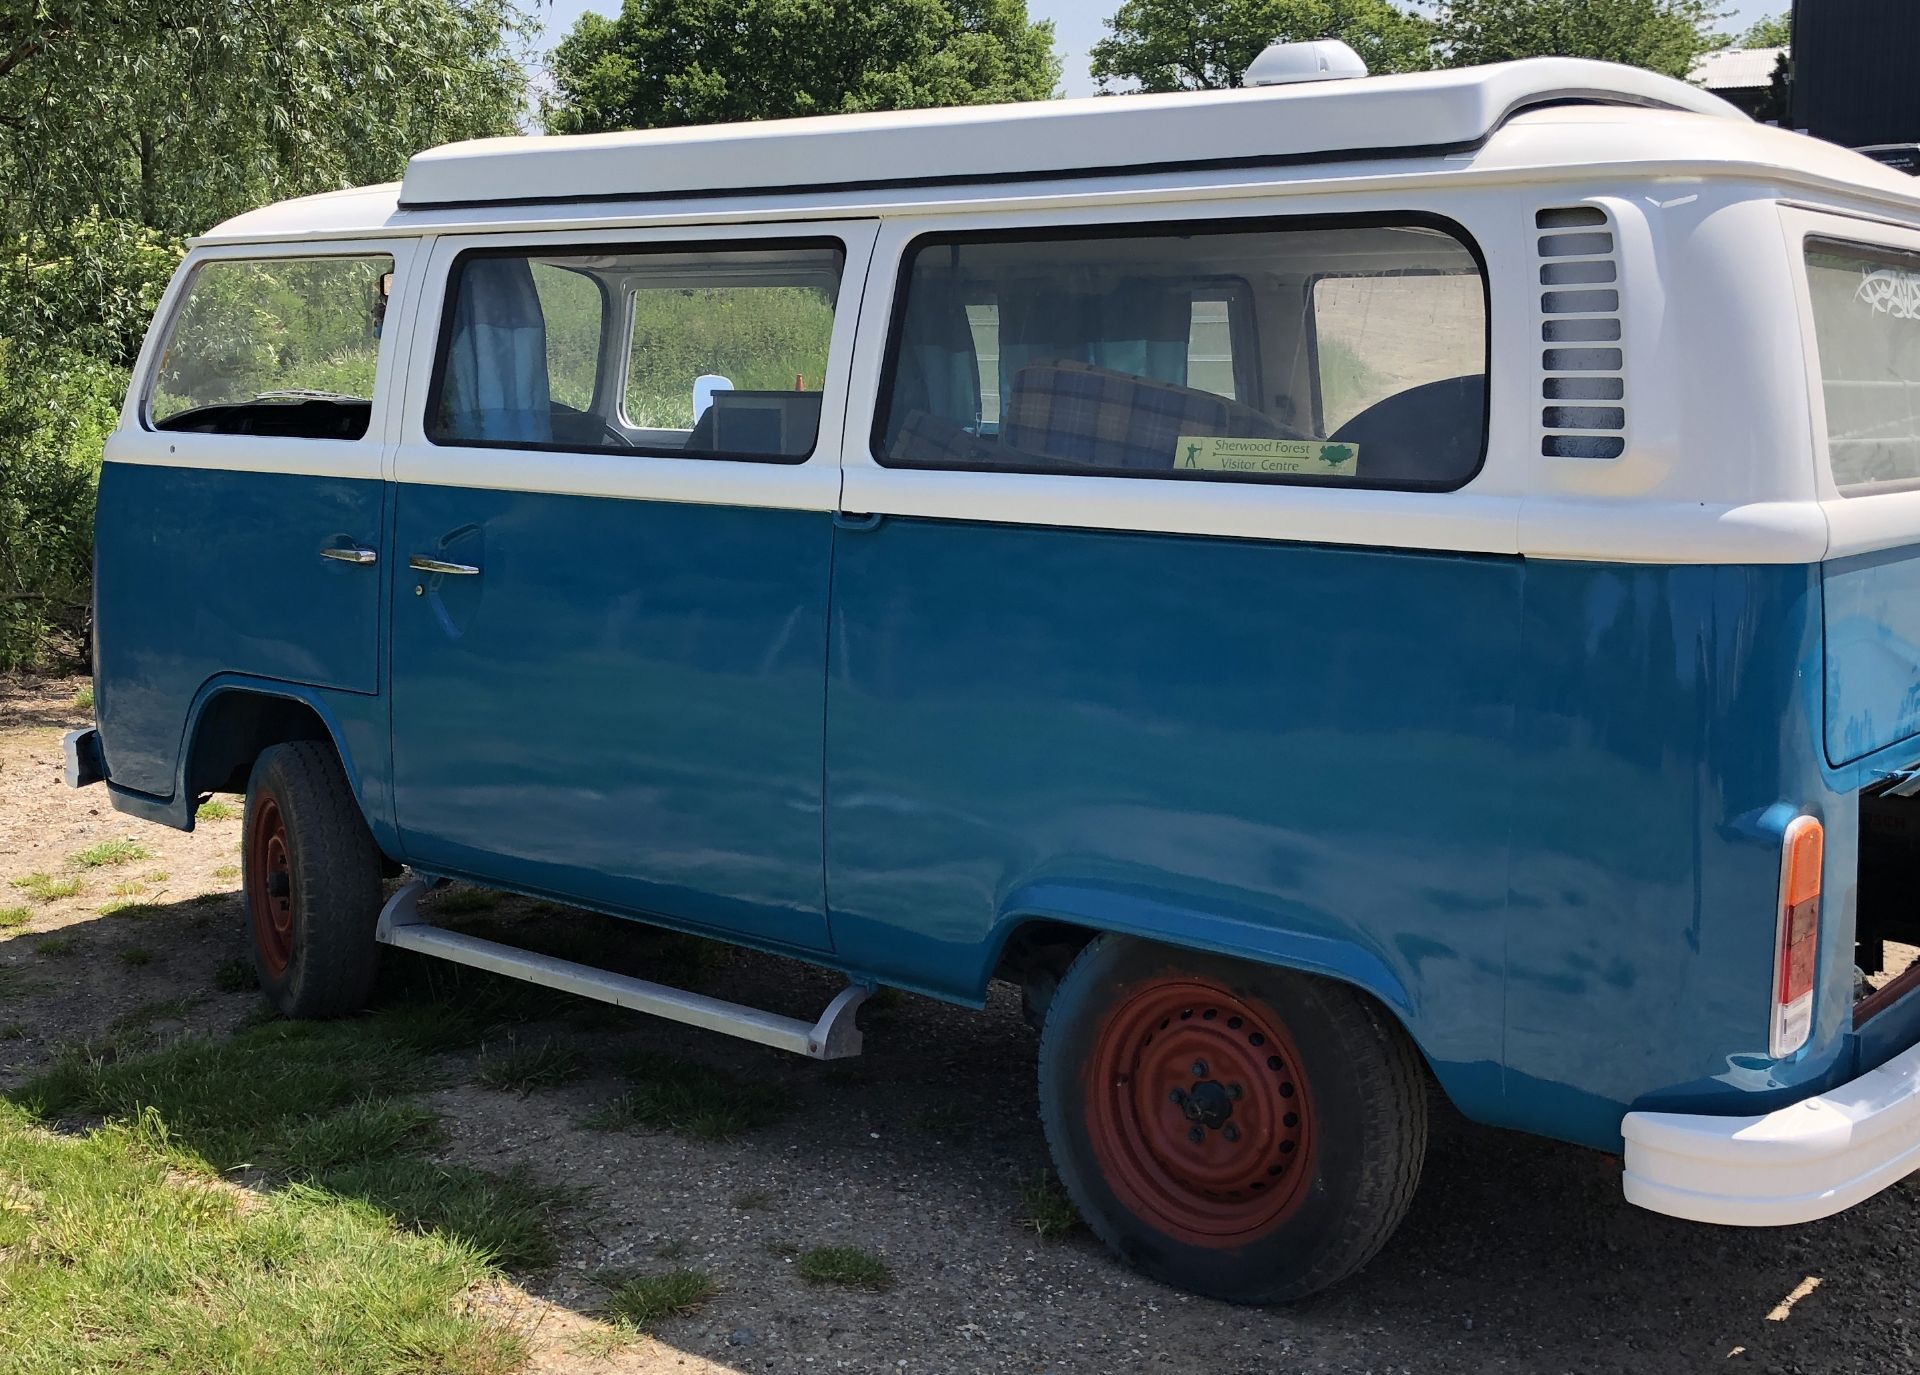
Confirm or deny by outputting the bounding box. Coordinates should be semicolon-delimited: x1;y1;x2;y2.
1622;1038;1920;1225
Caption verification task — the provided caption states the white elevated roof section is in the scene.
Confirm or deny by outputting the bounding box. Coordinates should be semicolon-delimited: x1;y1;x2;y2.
398;58;1745;209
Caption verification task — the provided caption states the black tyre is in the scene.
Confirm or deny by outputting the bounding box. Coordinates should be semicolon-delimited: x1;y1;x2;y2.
241;740;384;1019
1037;936;1427;1303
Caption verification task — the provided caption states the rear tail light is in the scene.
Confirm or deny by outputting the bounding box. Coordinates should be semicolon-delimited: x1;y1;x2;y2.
1771;815;1824;1058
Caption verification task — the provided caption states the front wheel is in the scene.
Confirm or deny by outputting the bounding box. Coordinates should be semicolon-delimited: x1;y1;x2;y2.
1037;937;1427;1303
242;740;384;1019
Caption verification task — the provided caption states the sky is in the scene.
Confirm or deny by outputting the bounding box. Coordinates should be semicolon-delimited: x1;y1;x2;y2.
532;0;1782;99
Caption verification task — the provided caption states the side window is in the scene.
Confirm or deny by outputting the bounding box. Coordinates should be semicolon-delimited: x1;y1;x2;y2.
427;241;843;462
876;219;1487;489
1311;273;1486;434
1805;237;1920;496
148;254;393;440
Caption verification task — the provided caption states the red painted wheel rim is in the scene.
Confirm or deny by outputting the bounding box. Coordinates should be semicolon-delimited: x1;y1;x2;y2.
247;794;294;978
1083;976;1315;1248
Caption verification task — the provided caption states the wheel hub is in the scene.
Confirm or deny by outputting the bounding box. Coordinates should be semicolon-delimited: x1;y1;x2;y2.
1083;976;1316;1248
247;795;296;978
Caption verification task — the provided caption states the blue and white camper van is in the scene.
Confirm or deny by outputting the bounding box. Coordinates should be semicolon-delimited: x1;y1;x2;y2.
66;46;1920;1301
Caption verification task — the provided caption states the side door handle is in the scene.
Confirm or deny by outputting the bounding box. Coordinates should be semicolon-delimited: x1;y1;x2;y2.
408;555;481;576
320;546;378;565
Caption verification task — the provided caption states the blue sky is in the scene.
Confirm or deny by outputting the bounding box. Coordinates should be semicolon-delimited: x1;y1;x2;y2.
533;1;1782;98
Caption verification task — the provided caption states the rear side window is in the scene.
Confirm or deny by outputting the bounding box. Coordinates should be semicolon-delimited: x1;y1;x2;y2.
427;241;843;463
1807;238;1920;496
874;218;1486;489
148;255;392;440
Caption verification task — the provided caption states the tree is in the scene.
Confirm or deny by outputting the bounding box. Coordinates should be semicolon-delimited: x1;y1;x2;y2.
1089;0;1435;91
546;0;1061;134
1432;0;1726;80
1738;11;1791;47
0;1;535;240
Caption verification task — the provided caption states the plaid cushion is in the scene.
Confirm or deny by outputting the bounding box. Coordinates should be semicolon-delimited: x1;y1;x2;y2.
1002;360;1288;470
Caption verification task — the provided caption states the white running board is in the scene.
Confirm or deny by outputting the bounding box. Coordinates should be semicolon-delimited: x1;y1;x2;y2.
374;878;868;1059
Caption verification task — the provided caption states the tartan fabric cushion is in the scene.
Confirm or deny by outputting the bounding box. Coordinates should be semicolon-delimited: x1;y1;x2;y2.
1002;360;1288;470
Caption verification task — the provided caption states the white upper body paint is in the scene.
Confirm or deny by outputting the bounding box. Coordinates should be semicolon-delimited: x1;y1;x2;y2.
104;58;1920;566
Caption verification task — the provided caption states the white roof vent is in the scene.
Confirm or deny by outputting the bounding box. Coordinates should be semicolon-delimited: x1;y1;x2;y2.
1244;39;1369;87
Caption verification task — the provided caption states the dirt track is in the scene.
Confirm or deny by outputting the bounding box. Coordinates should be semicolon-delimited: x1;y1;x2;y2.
4;670;1919;1375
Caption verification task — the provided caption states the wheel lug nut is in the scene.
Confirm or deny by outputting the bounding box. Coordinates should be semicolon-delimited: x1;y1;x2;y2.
1168;1088;1186;1105
1223;1124;1240;1142
1188;1127;1204;1143
1191;1060;1208;1077
1225;1083;1242;1100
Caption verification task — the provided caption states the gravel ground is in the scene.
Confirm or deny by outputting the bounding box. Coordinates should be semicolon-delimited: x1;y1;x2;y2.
5;670;1920;1374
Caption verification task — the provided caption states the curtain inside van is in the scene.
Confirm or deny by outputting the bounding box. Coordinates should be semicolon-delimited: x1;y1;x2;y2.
998;280;1192;394
439;256;554;444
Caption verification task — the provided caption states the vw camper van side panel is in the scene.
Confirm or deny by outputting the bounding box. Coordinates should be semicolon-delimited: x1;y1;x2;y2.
824;517;1525;1129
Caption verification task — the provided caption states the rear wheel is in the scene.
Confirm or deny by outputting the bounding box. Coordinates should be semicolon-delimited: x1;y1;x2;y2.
242;741;383;1018
1037;936;1427;1303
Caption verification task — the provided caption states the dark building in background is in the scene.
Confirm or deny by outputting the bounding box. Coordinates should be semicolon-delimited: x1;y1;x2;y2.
1791;0;1920;148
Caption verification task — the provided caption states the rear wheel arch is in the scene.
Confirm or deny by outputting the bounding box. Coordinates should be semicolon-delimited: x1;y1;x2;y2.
182;686;348;816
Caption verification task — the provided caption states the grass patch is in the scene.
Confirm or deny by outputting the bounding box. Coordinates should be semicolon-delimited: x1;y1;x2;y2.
601;1268;718;1330
117;946;155;967
1014;1170;1082;1241
212;957;256;992
109;879;147;897
70;838;150;868
213;864;240;881
277;1098;442;1175
71;683;94;713
0;1103;523;1374
0;903;31;930
314;1158;566;1269
101;900;165;919
794;1244;894;1291
583;1049;791;1141
12;873;82;903
434;886;500;915
475;1035;587;1094
195;798;239;822
0;1021;25;1039
143;869;171;883
37;936;77;957
110;996;207;1032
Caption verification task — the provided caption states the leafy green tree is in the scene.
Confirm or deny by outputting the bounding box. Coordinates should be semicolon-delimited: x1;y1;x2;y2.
0;1;535;240
1738;11;1791;47
545;0;1061;133
1089;0;1435;91
1431;0;1726;79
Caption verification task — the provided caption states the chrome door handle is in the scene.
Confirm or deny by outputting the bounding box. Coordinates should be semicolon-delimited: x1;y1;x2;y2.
408;555;481;576
320;546;378;565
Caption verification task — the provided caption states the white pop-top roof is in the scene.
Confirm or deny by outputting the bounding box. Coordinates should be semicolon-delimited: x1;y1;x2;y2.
1690;46;1787;92
397;57;1743;210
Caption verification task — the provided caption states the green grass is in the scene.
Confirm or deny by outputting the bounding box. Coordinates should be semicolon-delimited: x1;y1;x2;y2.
474;1035;587;1094
101;900;165;919
110;996;206;1032
0;1021;26;1039
212;958;256;993
195;798;239;822
583;1049;792;1141
276;1098;443;1176
109;878;147;897
143;870;171;884
117;946;155;967
11;873;82;903
71;683;94;714
36;936;77;957
213;864;240;880
0;1103;523;1375
794;1244;894;1291
315;1158;567;1269
1014;1170;1082;1241
600;1268;718;1330
69;838;150;868
434;886;500;915
0;903;31;930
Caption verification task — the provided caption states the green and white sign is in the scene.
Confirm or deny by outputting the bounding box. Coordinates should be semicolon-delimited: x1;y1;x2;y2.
1175;436;1360;478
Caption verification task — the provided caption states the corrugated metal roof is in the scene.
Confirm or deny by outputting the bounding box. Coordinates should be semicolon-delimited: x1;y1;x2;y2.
1690;47;1786;92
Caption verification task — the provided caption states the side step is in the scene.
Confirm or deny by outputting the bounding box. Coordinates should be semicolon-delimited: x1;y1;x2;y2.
374;879;869;1059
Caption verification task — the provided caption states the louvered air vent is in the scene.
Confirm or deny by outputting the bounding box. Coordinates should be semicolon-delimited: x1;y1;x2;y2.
1536;207;1626;460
